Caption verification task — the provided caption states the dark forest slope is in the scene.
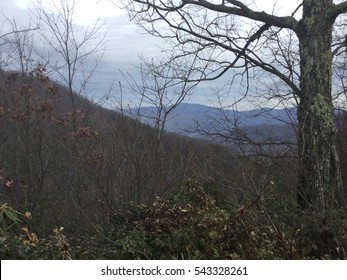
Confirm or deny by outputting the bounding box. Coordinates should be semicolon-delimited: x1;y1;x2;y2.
0;69;230;235
1;70;347;260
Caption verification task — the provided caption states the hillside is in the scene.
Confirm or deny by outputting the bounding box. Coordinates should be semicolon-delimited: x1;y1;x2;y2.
1;70;347;260
0;70;229;235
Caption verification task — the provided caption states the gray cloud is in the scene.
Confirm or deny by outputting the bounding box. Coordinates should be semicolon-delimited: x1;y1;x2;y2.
104;15;163;64
0;0;277;110
0;1;171;108
0;0;33;30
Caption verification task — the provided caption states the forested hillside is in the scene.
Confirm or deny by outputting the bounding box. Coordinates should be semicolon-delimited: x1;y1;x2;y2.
0;69;228;233
1;69;347;259
1;0;347;260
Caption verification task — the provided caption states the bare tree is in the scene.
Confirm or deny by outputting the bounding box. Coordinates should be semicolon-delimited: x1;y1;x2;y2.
0;16;39;74
122;56;197;141
116;56;198;196
33;0;106;117
121;0;347;216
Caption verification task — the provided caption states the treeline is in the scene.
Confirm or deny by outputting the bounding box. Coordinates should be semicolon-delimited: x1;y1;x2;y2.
0;68;301;233
0;69;347;259
0;69;234;235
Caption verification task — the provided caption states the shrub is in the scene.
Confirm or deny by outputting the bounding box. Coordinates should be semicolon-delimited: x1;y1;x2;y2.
1;181;346;259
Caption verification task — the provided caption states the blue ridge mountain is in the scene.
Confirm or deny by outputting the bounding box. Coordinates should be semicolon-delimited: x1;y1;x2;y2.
124;103;298;145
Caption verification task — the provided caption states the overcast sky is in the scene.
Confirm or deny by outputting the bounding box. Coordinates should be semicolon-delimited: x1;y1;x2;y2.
0;0;303;109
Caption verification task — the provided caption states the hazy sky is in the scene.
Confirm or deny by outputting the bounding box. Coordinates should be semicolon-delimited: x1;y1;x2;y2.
0;0;303;109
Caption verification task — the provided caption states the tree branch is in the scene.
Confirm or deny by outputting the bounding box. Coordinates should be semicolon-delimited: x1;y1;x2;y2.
125;0;301;96
156;12;300;95
330;1;347;19
0;28;38;40
182;0;298;30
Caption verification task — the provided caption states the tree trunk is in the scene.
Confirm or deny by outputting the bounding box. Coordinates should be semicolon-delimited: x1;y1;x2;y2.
297;0;342;216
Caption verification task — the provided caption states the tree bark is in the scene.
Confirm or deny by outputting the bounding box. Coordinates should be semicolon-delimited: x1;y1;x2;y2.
125;0;347;214
296;0;342;215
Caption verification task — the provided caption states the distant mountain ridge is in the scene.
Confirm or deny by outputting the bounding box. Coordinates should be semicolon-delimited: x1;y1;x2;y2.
124;103;298;140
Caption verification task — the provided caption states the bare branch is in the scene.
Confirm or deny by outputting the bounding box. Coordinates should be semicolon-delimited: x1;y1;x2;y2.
0;28;38;40
182;0;299;30
331;1;347;19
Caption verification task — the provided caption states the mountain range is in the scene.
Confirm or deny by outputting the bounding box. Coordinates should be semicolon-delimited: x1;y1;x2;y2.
124;103;298;146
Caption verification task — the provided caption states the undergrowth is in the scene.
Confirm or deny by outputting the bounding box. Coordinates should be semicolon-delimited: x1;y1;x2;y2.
1;180;346;259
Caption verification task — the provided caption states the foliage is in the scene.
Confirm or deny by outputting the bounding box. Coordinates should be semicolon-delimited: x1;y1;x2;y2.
0;203;23;233
106;183;347;260
0;226;73;260
0;204;72;259
109;188;340;259
2;180;346;260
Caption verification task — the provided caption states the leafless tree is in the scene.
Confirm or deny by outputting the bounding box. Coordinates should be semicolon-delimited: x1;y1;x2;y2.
33;0;106;116
121;0;347;217
115;56;198;196
122;56;197;140
0;15;39;74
